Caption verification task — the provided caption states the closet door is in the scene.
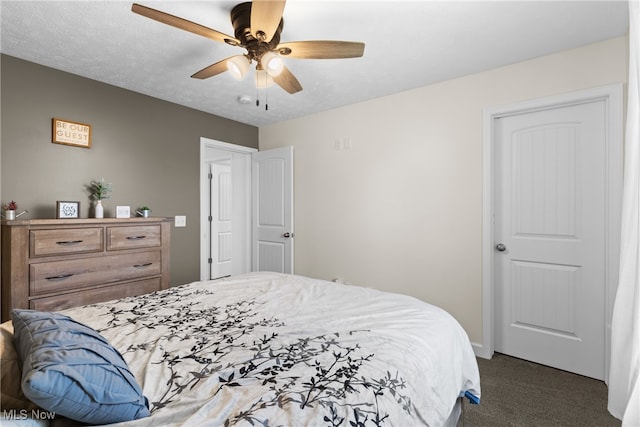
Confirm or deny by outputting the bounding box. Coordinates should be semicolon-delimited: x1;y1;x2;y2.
494;100;608;380
252;146;294;274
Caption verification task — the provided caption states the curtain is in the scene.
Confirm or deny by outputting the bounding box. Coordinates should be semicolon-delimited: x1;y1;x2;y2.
608;1;640;425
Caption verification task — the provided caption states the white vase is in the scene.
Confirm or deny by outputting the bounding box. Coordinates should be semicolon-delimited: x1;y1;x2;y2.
95;200;104;219
5;210;16;220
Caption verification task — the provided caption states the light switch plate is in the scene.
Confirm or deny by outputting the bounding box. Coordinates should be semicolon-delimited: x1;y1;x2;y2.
175;215;186;227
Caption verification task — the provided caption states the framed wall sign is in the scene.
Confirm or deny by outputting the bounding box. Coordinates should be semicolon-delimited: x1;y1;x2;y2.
52;118;92;148
116;205;131;219
56;201;80;219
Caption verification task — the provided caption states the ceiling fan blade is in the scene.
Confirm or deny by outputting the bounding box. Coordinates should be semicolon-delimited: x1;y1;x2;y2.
250;0;286;42
277;41;365;59
132;3;239;45
191;58;231;79
273;66;302;94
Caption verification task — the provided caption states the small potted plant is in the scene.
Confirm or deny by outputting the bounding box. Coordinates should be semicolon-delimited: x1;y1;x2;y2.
88;178;112;219
137;206;151;218
3;200;17;220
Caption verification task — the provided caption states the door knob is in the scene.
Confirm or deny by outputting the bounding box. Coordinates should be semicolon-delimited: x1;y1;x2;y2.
282;232;294;238
496;243;507;252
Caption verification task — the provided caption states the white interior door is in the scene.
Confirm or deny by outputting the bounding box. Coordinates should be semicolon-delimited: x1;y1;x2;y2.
252;146;294;273
209;161;232;279
494;100;607;380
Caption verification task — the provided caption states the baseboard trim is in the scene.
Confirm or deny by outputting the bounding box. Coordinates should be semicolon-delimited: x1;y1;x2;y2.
472;342;491;359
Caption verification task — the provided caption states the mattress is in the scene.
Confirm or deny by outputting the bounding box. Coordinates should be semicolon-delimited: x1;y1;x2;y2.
6;272;480;426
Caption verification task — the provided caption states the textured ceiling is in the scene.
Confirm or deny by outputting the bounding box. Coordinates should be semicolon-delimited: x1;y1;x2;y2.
0;1;629;127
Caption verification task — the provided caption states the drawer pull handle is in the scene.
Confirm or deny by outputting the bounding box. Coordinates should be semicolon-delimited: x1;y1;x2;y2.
126;235;147;240
133;263;153;268
56;240;83;245
45;273;74;281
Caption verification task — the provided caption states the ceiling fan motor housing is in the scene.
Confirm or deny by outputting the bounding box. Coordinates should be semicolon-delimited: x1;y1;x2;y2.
230;2;283;64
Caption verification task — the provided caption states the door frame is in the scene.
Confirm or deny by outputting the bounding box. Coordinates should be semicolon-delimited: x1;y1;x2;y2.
479;84;623;382
199;137;257;280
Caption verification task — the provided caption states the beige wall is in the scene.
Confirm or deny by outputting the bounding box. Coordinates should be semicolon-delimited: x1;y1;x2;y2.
0;55;258;286
259;37;628;344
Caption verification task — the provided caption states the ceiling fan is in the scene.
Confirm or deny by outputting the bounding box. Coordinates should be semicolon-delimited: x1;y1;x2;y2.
131;0;365;94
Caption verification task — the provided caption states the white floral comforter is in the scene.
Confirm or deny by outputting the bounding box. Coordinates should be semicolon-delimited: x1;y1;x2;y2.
62;272;481;426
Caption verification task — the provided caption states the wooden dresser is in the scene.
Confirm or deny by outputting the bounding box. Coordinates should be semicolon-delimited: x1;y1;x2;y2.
1;218;171;321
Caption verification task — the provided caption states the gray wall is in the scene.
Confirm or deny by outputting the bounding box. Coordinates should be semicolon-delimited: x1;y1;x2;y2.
0;54;258;286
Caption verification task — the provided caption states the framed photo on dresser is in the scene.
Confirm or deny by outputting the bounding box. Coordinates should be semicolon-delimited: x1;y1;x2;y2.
56;201;80;219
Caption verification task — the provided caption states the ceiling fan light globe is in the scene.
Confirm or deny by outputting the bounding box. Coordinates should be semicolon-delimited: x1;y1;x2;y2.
262;52;284;77
227;55;250;80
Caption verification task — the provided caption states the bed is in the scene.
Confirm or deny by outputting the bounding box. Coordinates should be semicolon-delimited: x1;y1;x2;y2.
1;272;480;426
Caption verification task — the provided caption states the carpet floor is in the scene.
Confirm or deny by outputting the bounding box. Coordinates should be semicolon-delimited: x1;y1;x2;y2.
462;353;621;427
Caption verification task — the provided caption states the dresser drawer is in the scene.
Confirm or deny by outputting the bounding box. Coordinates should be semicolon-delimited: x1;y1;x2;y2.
30;277;162;312
30;228;103;257
107;225;161;250
30;251;161;296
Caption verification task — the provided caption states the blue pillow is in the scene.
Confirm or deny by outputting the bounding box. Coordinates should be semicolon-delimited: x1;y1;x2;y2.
11;309;150;424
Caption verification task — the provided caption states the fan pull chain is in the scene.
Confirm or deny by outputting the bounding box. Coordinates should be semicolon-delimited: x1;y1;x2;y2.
256;83;259;108
254;72;269;111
